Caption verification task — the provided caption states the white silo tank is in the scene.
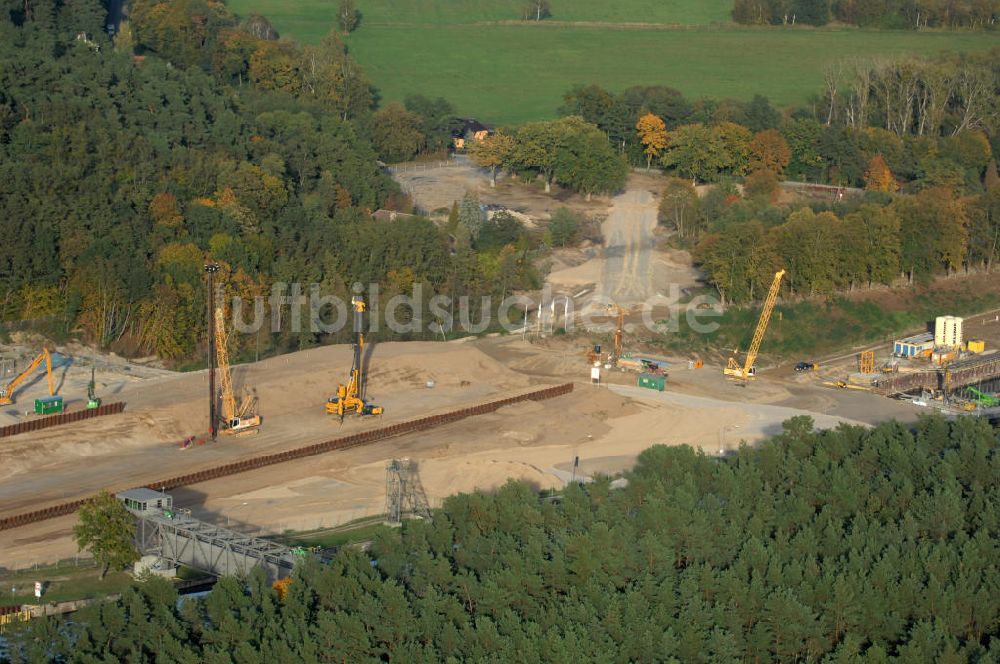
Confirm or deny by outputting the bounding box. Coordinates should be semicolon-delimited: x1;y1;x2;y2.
952;317;963;348
935;316;949;346
935;316;963;348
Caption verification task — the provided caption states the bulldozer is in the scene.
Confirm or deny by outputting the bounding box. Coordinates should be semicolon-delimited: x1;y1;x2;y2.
327;296;383;421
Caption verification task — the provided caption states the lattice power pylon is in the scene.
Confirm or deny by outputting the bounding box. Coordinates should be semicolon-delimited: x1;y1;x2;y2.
385;458;432;524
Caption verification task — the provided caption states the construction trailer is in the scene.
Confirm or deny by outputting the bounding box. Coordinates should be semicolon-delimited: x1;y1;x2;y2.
637;373;666;392
893;333;934;358
327;297;383;421
724;270;785;380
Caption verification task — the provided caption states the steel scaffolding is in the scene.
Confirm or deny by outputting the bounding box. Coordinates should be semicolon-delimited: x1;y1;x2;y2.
385;458;432;524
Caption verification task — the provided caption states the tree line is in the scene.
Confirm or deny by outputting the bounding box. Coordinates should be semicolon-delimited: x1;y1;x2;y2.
5;414;999;662
687;183;1000;304
557;48;999;192
733;0;999;28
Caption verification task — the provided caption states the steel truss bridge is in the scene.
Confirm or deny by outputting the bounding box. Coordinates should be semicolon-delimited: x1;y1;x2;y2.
133;509;299;582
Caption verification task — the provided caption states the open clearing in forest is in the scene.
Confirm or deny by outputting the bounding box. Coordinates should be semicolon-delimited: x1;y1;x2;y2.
226;0;995;124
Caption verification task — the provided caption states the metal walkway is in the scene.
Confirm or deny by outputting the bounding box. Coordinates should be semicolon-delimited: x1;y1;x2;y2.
132;509;299;582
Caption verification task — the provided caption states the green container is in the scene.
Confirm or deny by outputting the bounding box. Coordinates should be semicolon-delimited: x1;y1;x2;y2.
637;373;665;392
34;396;64;415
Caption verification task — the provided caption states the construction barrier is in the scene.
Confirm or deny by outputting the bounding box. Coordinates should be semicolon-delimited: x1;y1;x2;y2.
0;607;31;632
0;384;574;532
0;402;126;439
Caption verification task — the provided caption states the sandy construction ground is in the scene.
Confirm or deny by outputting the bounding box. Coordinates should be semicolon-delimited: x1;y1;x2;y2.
0;341;534;518
0;329;930;569
0;171;937;570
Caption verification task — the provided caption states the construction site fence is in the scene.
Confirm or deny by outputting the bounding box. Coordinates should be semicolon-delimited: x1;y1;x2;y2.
0;402;126;439
0;384;574;532
0;607;31;632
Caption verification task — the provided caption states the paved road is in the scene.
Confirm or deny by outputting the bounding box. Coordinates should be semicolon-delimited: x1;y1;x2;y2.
600;189;659;305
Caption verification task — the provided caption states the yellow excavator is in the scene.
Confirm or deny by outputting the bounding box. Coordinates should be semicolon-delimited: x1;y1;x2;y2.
0;349;58;409
214;307;261;435
724;270;785;381
327;296;383;421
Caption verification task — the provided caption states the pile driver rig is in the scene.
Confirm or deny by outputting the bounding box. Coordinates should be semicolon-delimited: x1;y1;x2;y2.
87;366;101;409
327;296;383;421
0;348;56;406
214;307;261;435
724;270;785;381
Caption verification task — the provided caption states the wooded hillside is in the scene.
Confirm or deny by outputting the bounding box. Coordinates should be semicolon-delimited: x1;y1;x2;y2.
0;0;541;359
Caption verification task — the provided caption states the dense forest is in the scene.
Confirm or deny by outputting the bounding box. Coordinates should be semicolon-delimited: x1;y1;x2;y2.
0;0;544;359
733;0;1000;28
5;414;999;662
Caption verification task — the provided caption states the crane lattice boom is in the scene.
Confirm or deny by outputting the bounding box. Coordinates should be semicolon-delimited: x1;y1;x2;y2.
214;307;260;434
725;270;785;380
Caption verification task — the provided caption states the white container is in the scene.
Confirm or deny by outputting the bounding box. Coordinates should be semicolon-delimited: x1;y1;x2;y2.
935;316;964;349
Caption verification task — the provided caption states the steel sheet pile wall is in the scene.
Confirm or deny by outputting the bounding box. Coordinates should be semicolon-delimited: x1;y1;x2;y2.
0;384;574;532
876;355;1000;395
0;402;126;439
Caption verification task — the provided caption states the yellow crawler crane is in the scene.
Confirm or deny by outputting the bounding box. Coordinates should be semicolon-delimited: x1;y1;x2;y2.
0;349;55;406
214;307;261;435
724;270;785;381
327;296;383;421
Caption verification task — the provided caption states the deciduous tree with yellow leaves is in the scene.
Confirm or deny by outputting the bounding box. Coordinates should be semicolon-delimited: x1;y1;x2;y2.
864;154;897;192
636;113;668;172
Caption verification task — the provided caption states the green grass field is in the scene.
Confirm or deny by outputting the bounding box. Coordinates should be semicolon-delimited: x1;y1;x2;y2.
225;0;997;124
228;0;733;34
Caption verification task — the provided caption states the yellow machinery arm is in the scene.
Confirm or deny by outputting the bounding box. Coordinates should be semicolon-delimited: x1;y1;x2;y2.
326;297;383;421
214;307;260;434
724;270;785;380
0;349;54;405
